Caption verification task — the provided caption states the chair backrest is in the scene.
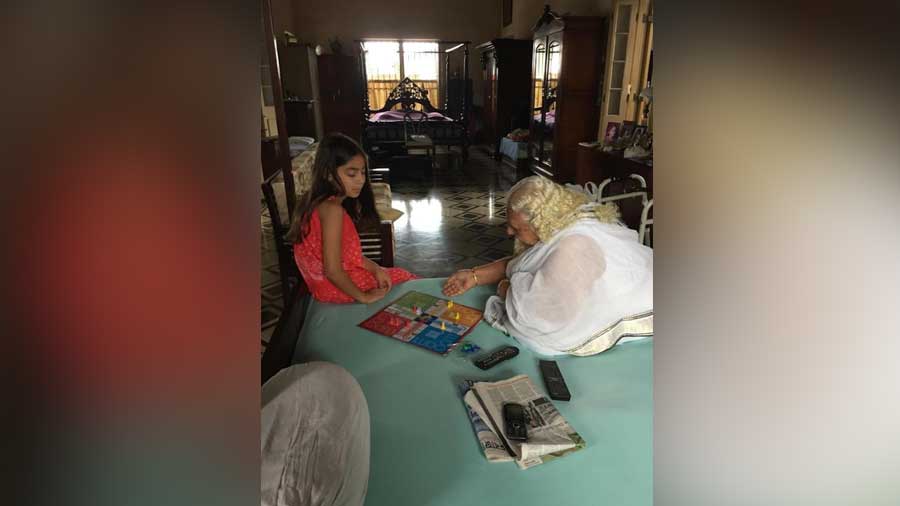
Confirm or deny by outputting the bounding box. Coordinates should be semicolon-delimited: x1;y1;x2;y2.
262;171;303;308
598;175;649;231
358;220;395;267
638;198;653;247
403;110;429;139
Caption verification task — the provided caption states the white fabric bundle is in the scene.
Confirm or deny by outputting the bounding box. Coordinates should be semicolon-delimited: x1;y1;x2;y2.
261;363;370;506
484;219;653;356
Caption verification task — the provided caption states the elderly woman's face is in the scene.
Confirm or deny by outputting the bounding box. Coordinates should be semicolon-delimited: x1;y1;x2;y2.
507;210;540;246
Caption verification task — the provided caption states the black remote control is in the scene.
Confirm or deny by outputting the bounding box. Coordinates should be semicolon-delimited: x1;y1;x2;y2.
539;360;571;401
474;346;519;370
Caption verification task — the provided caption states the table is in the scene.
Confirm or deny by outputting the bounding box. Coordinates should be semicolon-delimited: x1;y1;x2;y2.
575;145;653;196
291;278;652;506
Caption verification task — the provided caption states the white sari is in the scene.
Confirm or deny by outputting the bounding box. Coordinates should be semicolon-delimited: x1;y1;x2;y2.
484;219;653;356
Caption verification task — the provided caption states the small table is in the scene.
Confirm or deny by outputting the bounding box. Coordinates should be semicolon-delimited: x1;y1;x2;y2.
575;146;653;196
291;278;652;506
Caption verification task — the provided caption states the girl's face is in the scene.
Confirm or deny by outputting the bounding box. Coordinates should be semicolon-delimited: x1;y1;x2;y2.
336;154;366;198
506;210;540;246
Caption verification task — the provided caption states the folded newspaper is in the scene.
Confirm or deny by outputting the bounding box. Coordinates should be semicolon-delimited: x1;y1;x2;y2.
458;375;586;470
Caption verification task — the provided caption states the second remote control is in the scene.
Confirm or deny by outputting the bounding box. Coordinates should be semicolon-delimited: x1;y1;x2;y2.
474;346;519;370
539;360;571;401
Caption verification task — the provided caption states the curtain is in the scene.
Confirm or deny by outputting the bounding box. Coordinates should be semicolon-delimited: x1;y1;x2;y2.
363;41;440;111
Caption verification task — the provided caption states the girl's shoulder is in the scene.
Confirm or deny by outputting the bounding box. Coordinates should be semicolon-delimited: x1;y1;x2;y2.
316;198;347;222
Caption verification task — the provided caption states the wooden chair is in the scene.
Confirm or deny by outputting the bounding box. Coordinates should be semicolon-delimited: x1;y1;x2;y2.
261;278;310;385
261;171;301;309
368;166;391;184
403;110;435;175
358;220;396;268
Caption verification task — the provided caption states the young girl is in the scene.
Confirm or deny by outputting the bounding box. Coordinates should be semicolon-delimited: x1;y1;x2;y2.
286;133;417;304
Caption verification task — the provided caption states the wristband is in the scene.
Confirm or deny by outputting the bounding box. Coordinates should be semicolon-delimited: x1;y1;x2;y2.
470;269;479;285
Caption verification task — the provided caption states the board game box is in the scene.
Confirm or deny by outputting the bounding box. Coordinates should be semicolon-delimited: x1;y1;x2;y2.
358;291;483;355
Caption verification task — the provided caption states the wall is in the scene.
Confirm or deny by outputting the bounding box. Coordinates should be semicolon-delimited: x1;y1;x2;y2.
501;0;613;39
282;0;502;106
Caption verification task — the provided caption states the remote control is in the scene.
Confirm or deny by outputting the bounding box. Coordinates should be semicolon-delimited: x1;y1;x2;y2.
474;346;519;370
539;360;571;401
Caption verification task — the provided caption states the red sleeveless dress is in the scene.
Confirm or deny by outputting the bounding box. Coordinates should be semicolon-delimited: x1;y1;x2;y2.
293;204;417;303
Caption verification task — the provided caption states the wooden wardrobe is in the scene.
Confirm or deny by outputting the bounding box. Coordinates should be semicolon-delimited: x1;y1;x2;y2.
316;54;363;141
529;7;607;183
477;39;533;158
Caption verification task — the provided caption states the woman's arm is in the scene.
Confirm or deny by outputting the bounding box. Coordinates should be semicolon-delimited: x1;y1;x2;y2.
320;201;386;303
442;256;512;297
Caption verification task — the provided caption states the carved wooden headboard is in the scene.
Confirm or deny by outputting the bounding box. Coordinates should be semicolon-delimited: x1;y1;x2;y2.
369;77;444;114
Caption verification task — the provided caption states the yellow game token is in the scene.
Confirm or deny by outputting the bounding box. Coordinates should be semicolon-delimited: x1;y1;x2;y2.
455;312;460;320
440;322;446;331
448;301;454;308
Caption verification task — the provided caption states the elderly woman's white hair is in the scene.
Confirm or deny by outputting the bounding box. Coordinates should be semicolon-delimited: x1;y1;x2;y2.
507;176;620;253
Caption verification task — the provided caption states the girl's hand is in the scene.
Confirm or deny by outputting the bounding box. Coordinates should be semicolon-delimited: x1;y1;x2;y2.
358;286;389;304
442;269;477;297
497;278;510;299
374;266;392;290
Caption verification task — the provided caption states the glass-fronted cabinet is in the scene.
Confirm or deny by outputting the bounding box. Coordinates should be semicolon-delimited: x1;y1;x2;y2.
529;38;547;170
528;7;605;182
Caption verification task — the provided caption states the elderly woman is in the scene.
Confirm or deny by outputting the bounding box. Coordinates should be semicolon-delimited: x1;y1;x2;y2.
442;176;653;356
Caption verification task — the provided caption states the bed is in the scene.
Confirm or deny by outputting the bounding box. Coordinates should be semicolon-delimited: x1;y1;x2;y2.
267;278;652;506
358;42;471;161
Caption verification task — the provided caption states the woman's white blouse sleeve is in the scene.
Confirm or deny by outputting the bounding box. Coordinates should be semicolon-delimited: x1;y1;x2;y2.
504;235;605;340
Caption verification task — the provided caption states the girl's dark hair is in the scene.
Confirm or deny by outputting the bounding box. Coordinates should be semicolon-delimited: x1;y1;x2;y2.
285;132;379;243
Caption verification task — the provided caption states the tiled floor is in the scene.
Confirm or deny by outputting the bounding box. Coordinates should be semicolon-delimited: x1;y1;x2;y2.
261;146;530;354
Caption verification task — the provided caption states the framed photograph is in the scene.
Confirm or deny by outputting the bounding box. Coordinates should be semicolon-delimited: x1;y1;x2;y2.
632;125;648;142
619;121;636;140
604;122;621;143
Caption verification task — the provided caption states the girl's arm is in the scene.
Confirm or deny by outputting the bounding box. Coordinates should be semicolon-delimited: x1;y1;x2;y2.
320;201;386;303
361;255;381;273
363;255;391;290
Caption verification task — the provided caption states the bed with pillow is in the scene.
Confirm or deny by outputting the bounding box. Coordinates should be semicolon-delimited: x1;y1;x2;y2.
361;77;469;160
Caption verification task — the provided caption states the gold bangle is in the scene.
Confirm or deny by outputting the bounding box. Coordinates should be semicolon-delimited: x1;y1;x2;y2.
470;269;479;285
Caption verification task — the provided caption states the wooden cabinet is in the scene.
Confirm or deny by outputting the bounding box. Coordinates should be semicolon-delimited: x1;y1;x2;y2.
477;39;533;158
529;7;607;183
317;54;363;141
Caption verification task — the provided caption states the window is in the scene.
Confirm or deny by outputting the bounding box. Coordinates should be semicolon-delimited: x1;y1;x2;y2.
363;40;440;111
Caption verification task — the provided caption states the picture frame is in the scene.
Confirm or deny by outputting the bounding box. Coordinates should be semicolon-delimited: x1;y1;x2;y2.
619;121;636;141
632;125;648;143
604;122;621;143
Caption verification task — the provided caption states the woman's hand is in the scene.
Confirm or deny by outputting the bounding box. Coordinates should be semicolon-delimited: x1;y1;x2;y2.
357;286;389;304
373;266;392;290
497;278;510;299
442;269;477;297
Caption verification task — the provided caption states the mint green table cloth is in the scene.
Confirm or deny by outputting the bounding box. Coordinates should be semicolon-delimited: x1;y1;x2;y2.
292;278;652;506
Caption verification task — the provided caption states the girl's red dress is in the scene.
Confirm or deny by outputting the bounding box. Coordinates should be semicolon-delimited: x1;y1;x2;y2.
293;205;417;303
